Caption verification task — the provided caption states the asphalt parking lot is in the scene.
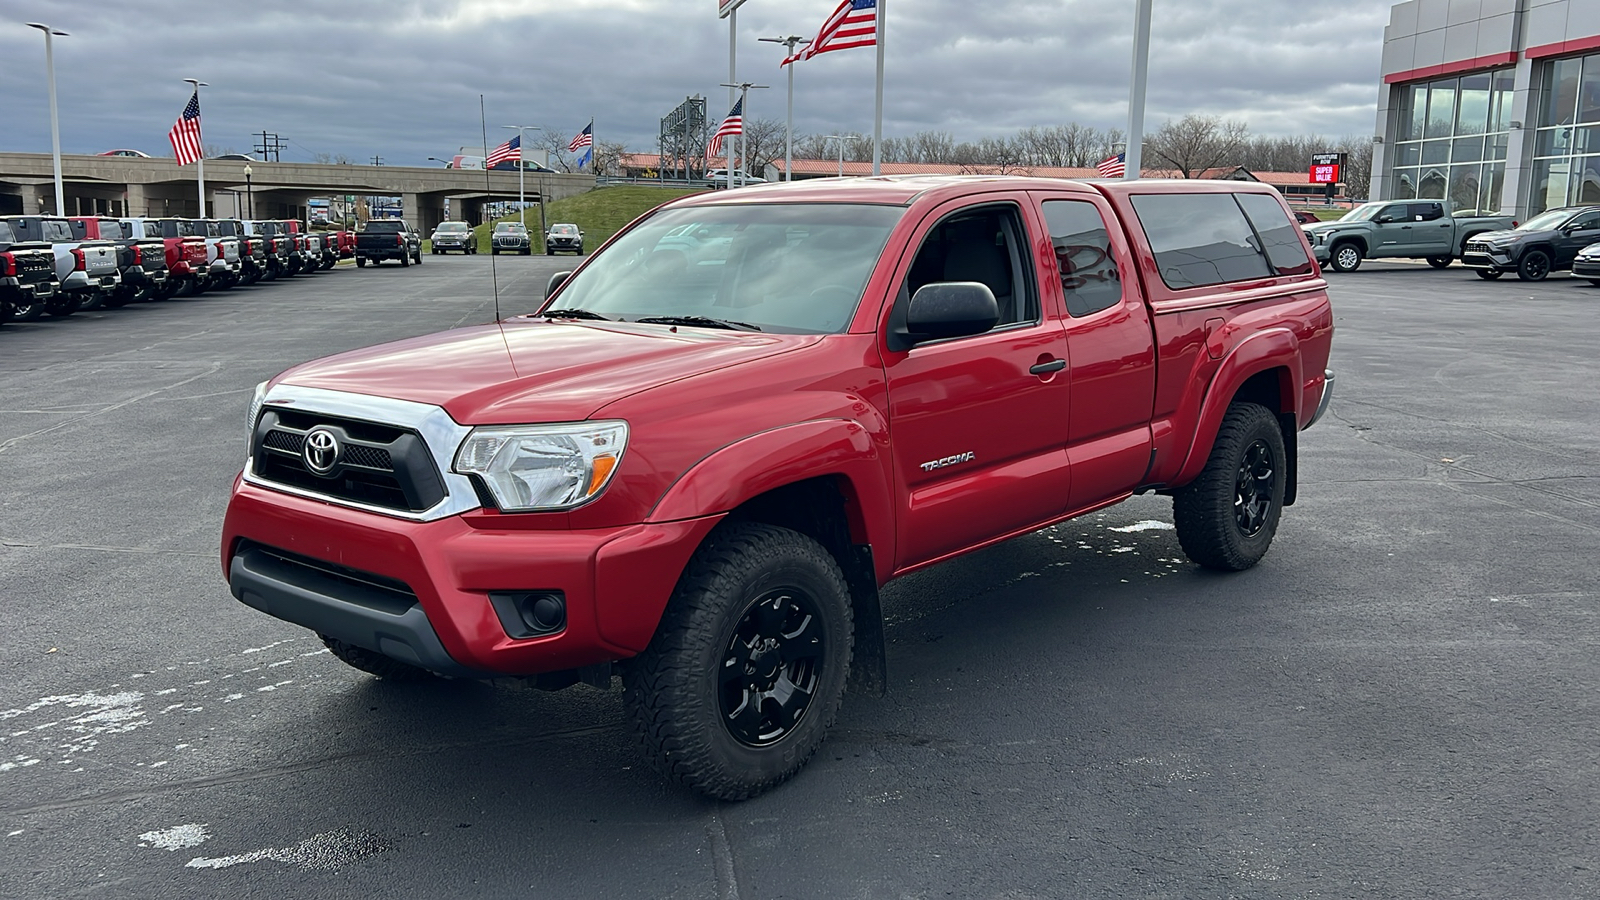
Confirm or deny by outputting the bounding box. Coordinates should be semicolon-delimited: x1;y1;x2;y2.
2;256;1597;899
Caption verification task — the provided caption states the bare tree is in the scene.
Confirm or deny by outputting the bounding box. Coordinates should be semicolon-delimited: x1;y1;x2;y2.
532;127;576;172
1144;115;1249;178
734;118;786;176
1335;135;1374;201
589;139;629;177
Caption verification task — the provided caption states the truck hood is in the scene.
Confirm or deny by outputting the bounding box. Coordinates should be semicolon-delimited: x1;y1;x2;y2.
275;317;823;424
1301;221;1353;234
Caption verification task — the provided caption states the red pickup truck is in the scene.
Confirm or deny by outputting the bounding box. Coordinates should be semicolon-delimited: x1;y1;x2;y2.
223;176;1334;799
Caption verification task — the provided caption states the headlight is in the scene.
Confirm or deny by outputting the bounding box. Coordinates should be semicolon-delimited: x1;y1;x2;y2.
246;381;268;449
453;421;628;512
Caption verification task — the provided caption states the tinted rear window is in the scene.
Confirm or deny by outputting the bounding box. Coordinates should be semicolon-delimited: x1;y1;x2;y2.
99;219;126;239
0;222;13;242
1129;193;1271;289
1235;193;1315;277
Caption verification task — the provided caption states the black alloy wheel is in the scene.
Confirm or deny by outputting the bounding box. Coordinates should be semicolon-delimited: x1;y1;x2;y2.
718;590;826;748
1476;269;1503;280
1517;249;1551;282
1174;402;1287;571
624;523;853;800
12;297;44;321
1426;255;1453;269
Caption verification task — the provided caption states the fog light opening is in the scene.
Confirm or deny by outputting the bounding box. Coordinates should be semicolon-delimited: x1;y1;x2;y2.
488;591;567;639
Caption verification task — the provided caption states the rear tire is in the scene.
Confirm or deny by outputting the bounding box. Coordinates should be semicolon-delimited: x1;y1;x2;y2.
319;634;436;682
1173;402;1286;572
12;297;44;321
623;523;853;801
356;258;367;268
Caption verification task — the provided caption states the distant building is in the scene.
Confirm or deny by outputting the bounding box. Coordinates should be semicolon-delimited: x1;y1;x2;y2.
1374;0;1600;217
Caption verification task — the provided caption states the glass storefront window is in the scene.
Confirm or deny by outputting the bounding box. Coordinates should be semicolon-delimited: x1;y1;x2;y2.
1527;52;1600;212
1456;73;1491;135
1425;80;1458;138
1389;68;1514;213
1580;56;1600;125
1577;155;1600;203
1534;158;1573;212
1544;57;1582;126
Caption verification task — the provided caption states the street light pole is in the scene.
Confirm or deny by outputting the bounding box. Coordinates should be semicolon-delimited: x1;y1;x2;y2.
719;82;769;188
822;135;847;177
503;124;540;231
243;164;253;218
759;36;810;182
26;23;69;215
184;78;209;215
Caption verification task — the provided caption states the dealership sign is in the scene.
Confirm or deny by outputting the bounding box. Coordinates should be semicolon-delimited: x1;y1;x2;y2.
1309;152;1346;185
718;0;749;18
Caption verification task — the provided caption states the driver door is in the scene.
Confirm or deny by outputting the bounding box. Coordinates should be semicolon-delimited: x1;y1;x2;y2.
880;196;1073;570
1372;202;1415;253
1554;209;1600;266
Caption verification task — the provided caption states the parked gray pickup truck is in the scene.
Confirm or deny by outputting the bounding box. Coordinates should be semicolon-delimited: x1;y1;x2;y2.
1303;200;1516;272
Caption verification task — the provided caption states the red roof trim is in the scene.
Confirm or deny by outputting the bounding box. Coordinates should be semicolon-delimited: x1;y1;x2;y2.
1526;33;1600;60
1384;51;1517;84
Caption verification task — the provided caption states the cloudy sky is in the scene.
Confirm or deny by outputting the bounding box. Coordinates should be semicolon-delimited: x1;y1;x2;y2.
0;0;1394;166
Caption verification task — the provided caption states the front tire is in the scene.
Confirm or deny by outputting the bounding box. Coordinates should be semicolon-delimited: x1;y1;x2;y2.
623;523;853;801
1476;269;1502;280
1426;255;1452;269
1174;402;1286;572
1329;242;1362;273
319;634;436;682
1517;249;1551;281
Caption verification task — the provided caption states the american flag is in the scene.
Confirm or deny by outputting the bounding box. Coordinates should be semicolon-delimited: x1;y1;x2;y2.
802;0;878;61
168;91;203;166
708;98;743;158
567;122;593;153
1096;152;1126;178
486;134;520;168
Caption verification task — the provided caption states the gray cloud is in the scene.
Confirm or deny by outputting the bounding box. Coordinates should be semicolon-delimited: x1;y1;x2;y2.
0;0;1392;165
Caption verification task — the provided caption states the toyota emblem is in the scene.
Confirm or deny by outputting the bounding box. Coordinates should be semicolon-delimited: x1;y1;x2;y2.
303;427;341;475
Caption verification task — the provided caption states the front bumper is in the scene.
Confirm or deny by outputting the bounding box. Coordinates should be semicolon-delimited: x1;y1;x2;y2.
1572;256;1600;277
1460;247;1512;270
221;480;720;677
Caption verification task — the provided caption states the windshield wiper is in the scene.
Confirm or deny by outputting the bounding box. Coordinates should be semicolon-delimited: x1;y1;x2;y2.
541;308;611;321
633;315;763;332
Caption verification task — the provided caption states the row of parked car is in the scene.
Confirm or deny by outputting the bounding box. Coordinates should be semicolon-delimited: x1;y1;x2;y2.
1301;198;1600;283
0;215;356;325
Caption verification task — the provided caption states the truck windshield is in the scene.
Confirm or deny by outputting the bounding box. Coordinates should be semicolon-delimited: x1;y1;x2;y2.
549;203;903;335
1339;204;1383;222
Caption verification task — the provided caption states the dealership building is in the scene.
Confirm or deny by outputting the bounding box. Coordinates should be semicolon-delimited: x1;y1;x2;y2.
1375;0;1600;217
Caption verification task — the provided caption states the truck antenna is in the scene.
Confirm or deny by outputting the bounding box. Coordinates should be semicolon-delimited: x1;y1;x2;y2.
480;94;501;323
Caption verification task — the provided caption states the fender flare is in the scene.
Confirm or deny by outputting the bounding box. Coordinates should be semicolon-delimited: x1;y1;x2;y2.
646;419;893;555
1171;327;1302;487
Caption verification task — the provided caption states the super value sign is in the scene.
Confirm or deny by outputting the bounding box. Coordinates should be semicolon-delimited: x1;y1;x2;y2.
1309;153;1345;185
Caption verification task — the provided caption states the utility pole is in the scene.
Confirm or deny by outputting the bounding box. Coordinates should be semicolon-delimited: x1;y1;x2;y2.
371;155;384;166
760;35;810;182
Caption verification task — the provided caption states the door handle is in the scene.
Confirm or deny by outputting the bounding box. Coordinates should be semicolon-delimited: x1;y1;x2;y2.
1030;359;1066;376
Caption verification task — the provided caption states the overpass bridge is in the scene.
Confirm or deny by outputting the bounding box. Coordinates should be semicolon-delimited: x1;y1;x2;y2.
0;152;594;230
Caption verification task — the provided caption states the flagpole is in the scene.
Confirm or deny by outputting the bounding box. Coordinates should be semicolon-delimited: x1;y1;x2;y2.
1125;0;1152;180
185;78;208;215
729;8;738;187
872;0;885;176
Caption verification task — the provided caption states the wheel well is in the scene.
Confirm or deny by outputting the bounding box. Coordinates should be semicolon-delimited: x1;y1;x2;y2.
1331;235;1366;254
1231;368;1298;507
724;476;887;694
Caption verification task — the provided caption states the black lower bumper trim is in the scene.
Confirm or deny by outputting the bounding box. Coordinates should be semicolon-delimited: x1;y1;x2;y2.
229;543;485;678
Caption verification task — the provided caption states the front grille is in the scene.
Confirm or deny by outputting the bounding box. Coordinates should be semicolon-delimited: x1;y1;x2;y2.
252;408;446;514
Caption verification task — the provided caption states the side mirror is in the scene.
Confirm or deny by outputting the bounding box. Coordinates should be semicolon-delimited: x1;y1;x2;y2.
546;270;574;299
1375;215;1393;224
906;282;999;343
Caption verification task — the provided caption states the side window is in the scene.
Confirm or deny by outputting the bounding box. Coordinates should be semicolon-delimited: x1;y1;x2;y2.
1129;193;1272;290
1379;204;1410;222
1041;199;1122;317
1411;202;1445;221
1568;210;1600;230
69;220;88;239
1236;193;1316;277
905;204;1039;328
